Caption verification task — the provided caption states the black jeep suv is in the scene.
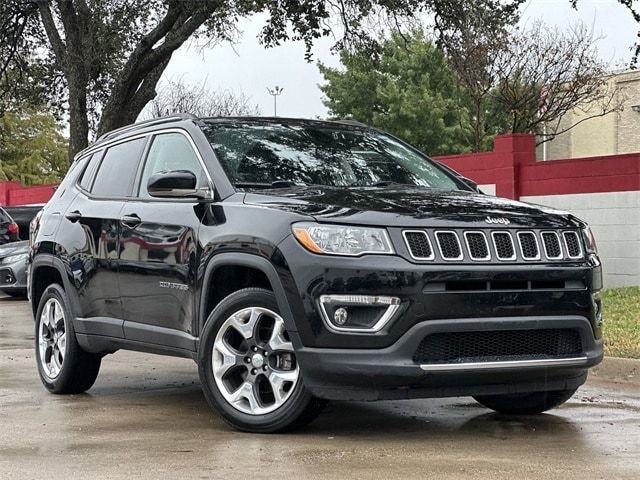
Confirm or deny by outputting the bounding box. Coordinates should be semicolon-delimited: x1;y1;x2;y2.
29;114;603;432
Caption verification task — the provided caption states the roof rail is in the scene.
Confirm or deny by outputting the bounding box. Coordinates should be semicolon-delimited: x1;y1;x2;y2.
96;113;198;143
334;118;368;127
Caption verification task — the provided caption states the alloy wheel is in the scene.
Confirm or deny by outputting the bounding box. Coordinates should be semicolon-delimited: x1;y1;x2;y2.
212;306;299;415
38;298;67;380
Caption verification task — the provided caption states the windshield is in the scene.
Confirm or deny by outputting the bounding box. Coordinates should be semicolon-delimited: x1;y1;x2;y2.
201;121;461;190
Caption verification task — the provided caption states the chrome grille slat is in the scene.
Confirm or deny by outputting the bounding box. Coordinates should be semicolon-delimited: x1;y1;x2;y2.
464;231;490;261
541;231;563;259
517;231;540;260
435;231;463;261
403;230;434;260
491;231;516;261
563;231;582;259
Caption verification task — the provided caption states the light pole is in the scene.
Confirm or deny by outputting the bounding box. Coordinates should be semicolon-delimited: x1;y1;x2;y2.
267;86;284;116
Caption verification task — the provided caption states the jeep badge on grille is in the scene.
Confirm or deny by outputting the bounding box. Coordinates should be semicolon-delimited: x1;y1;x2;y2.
485;216;510;225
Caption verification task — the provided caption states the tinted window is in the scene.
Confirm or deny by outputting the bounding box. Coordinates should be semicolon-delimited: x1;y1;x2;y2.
138;132;206;198
92;138;146;197
202;122;459;190
77;151;103;191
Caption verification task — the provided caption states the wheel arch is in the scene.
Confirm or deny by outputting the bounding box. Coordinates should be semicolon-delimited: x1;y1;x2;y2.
198;253;298;338
30;254;80;319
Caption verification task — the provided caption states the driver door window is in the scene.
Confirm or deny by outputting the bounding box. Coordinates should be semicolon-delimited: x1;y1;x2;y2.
139;132;206;198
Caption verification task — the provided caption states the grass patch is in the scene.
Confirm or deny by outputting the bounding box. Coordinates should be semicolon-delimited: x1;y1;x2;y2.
602;287;640;359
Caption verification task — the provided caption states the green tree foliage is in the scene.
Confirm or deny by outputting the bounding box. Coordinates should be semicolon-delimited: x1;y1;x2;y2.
319;32;470;155
0;109;68;185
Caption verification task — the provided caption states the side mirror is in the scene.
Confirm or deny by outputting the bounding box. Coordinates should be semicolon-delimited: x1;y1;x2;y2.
460;176;483;193
147;170;208;199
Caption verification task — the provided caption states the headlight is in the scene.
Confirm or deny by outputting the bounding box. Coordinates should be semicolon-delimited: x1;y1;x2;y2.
292;222;394;256
581;227;597;254
2;253;27;264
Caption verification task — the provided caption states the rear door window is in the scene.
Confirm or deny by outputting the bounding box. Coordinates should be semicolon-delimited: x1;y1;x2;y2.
77;151;103;191
91;137;147;197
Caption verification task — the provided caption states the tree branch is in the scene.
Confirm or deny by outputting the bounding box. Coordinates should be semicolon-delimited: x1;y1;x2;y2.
35;0;66;64
124;55;171;124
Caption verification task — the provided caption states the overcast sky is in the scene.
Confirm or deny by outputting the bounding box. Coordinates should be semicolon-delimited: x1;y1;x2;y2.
161;0;639;119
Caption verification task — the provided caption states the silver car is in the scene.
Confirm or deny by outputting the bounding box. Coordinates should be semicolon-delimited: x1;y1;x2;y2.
0;240;28;297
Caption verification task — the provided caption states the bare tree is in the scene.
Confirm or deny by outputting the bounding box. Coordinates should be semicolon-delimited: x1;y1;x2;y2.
435;1;519;151
441;13;623;150
140;78;260;119
493;22;623;145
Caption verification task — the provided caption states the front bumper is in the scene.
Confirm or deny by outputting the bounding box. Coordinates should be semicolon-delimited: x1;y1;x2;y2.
276;235;603;349
274;236;603;400
294;315;603;401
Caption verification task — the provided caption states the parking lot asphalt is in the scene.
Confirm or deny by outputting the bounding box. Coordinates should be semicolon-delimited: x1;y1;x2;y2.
1;294;639;480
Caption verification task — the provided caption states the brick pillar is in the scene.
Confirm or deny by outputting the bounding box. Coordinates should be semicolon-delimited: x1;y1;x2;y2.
493;134;536;199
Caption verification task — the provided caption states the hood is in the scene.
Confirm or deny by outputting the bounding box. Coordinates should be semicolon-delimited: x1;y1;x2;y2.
0;240;29;258
244;186;580;229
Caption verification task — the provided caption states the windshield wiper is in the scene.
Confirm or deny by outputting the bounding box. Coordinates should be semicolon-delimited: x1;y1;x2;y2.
350;180;416;187
234;180;305;189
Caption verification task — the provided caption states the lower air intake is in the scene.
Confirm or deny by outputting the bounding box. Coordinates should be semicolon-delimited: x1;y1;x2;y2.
413;329;583;364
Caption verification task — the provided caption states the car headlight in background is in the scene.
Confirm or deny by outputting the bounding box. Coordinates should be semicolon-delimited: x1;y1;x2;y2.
581;227;598;254
2;253;27;265
292;222;394;256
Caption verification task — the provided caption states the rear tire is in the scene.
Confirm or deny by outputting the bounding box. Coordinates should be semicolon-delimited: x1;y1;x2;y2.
35;283;101;394
473;388;577;415
198;288;325;433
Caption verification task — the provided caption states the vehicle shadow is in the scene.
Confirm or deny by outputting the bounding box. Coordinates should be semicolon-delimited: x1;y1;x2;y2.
305;399;584;442
63;385;585;445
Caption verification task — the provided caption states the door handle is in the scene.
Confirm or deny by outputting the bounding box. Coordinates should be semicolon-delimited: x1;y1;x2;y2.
120;214;141;229
65;210;82;223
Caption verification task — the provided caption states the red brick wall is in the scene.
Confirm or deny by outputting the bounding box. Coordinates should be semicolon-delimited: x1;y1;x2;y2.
0;182;56;207
435;134;640;199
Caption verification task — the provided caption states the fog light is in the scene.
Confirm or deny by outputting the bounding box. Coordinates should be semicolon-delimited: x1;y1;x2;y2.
334;307;348;325
318;294;402;333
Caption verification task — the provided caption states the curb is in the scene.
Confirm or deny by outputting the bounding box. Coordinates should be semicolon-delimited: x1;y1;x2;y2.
590;356;640;385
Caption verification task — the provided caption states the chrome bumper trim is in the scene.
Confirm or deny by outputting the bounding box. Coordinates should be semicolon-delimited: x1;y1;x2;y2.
420;356;589;372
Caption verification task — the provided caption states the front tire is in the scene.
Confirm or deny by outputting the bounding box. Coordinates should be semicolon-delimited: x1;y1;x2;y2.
473;388;578;415
35;283;101;394
198;288;325;432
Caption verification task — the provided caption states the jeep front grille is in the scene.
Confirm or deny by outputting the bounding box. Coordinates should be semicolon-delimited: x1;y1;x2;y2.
413;328;583;364
402;229;584;263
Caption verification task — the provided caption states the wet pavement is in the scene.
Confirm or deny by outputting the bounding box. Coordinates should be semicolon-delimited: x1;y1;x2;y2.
1;294;639;479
